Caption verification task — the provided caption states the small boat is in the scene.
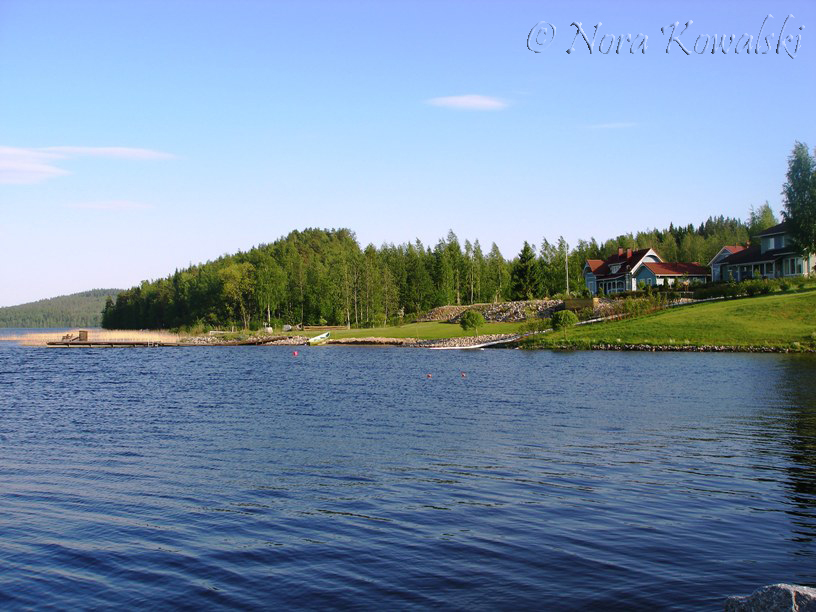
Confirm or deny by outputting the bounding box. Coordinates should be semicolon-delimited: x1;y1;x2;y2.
307;331;330;346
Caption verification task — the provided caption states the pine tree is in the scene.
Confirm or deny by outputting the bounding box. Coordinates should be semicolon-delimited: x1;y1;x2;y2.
510;241;539;300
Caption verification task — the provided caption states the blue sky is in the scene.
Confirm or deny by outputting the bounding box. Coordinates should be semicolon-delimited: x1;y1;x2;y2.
1;0;814;306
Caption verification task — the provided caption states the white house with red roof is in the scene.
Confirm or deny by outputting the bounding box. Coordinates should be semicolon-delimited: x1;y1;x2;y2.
583;247;710;295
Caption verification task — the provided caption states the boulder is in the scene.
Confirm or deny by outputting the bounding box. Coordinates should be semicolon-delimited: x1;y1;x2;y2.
725;584;816;611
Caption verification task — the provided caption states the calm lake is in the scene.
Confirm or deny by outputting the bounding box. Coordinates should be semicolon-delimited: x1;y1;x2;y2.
1;332;815;609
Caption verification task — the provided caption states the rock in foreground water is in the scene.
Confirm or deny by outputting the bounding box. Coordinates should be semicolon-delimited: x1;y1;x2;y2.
725;584;816;611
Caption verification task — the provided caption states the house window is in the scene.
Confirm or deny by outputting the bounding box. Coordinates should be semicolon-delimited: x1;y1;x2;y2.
797;259;803;274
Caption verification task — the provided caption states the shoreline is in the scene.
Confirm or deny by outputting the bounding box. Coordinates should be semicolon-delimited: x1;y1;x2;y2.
5;329;816;354
22;337;816;354
534;343;815;354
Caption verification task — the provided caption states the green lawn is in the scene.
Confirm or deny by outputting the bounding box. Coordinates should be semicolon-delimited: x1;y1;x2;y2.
523;289;816;349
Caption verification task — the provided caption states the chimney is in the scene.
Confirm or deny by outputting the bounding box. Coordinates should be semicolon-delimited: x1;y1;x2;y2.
627;248;632;258
618;247;624;256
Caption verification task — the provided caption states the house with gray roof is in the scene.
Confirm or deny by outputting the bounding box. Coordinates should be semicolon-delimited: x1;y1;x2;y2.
717;222;815;281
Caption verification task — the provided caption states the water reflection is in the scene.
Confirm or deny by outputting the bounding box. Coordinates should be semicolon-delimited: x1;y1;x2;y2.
776;356;816;545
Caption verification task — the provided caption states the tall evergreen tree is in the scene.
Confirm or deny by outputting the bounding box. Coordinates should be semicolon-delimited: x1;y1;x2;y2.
510;241;539;300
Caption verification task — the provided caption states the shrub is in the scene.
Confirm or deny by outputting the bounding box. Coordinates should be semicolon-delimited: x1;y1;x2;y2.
576;307;596;321
693;285;725;300
552;309;578;328
523;317;551;333
780;280;791;292
459;309;486;332
745;281;760;297
552;309;579;340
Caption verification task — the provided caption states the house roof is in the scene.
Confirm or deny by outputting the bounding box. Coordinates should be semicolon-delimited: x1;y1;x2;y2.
721;245;763;264
585;259;604;274
708;244;748;267
591;248;653;281
720;244;795;265
756;221;788;237
643;262;710;277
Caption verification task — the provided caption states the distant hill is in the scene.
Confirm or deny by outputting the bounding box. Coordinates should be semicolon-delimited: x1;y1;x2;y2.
0;289;122;328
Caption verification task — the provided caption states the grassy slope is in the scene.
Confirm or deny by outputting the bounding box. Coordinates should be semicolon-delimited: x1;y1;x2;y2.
524;289;816;349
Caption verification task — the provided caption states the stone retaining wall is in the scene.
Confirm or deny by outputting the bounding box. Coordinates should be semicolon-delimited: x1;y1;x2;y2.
418;300;562;323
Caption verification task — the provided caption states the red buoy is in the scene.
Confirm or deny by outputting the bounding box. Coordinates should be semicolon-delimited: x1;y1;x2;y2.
426;373;432;379
293;350;299;357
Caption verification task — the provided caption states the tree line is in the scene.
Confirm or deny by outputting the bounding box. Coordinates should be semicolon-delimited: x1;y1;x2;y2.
99;140;816;331
0;289;121;328
102;214;762;330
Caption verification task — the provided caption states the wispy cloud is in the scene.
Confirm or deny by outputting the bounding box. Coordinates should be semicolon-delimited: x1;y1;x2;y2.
67;200;154;211
0;147;69;184
426;94;508;111
584;122;637;129
0;145;175;185
43;146;175;160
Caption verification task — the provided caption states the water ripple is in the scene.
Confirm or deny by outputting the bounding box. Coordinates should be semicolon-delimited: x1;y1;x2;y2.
0;340;815;608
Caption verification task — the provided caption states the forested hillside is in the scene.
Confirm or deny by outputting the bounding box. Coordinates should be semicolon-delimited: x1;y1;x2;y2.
102;211;768;330
0;289;121;328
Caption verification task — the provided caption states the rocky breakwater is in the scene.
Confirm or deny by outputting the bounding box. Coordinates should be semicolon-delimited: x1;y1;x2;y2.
264;336;309;345
327;337;417;346
179;334;308;346
416;333;520;349
725;583;816;611
587;343;815;353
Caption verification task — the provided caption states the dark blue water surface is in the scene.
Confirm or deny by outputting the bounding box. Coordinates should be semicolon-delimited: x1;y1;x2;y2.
1;332;815;610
